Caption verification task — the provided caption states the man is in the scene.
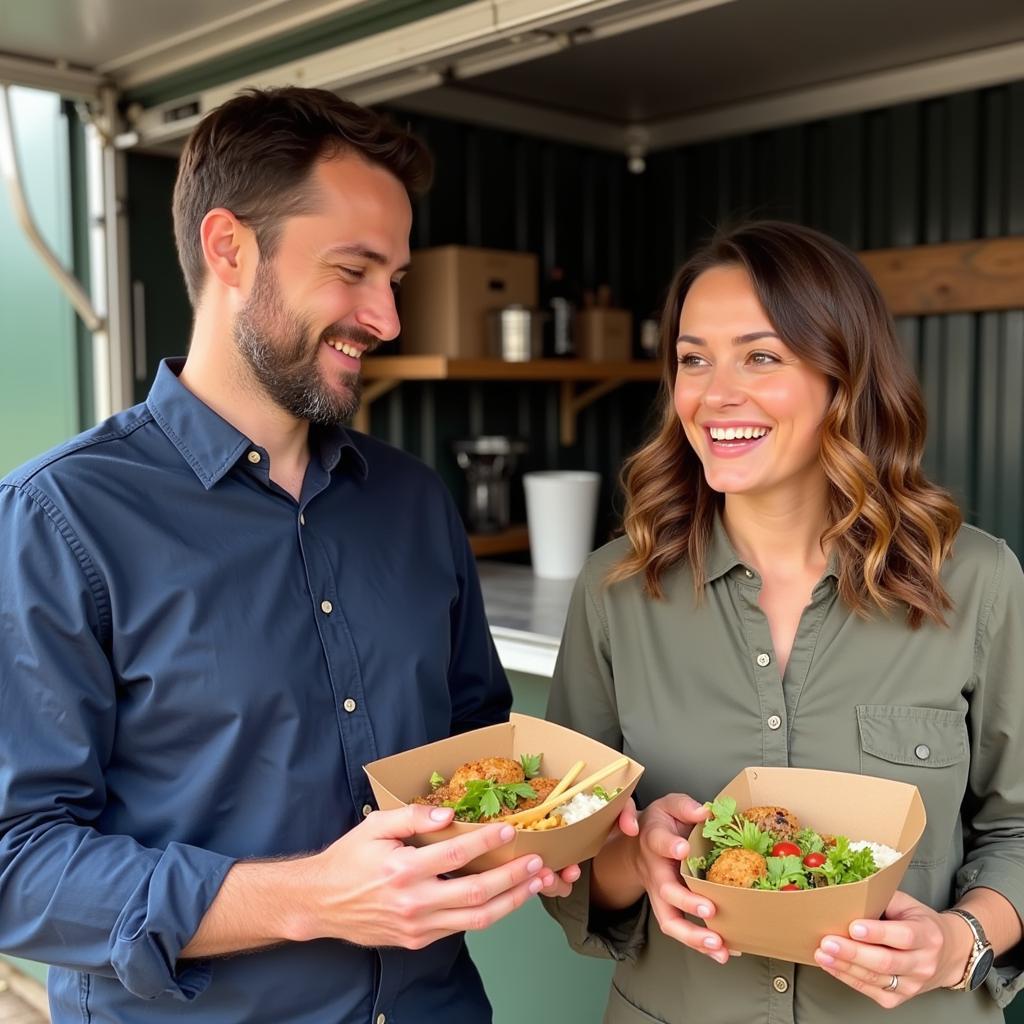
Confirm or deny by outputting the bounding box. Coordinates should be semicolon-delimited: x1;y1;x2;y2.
0;87;574;1023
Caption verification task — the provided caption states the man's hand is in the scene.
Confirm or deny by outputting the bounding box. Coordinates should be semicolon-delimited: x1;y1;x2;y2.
298;804;558;949
632;794;735;964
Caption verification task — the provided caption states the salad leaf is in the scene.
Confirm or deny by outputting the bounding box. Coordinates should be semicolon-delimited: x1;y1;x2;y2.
429;771;446;790
520;753;542;779
701;798;773;856
811;836;877;885
592;785;621;802
755;855;810;890
794;827;826;853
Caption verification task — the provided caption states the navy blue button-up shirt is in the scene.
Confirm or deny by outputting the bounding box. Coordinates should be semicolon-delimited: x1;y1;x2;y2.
0;359;511;1023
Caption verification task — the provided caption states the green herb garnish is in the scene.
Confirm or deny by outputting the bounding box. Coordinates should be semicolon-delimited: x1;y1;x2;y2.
429;771;446;790
520;753;542;779
754;855;811;890
451;778;537;822
701;798;773;855
812;837;877;885
592;786;621;802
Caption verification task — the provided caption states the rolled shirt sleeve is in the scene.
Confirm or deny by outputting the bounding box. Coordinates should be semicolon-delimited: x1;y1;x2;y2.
0;482;235;1000
541;550;650;962
957;540;1024;1006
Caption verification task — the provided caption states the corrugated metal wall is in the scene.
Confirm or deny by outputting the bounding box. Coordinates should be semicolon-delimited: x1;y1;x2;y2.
390;81;1024;552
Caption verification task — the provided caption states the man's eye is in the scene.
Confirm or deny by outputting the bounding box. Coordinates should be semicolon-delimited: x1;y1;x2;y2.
340;267;365;281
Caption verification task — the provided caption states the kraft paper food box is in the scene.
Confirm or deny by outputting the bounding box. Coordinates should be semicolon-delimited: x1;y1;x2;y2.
364;712;644;874
681;766;927;965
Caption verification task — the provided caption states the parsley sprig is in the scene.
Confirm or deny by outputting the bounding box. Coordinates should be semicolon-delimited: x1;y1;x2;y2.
447;778;537;822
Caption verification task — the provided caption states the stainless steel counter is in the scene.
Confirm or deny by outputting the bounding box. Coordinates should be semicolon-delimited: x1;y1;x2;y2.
476;560;575;677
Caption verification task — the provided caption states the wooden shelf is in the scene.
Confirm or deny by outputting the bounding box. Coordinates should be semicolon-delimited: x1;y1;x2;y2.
362;356;661;382
355;357;661;443
468;524;530;557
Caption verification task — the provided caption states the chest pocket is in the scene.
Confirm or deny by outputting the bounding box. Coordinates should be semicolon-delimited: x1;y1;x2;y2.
856;705;969;870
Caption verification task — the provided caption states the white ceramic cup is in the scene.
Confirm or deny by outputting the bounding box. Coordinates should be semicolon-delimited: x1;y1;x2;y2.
523;470;601;579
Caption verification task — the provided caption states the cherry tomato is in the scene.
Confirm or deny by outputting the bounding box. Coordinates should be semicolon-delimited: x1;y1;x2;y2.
803;852;826;868
771;841;802;858
780;883;801;891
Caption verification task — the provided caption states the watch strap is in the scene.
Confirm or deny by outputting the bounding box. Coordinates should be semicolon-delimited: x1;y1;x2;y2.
943;908;992;991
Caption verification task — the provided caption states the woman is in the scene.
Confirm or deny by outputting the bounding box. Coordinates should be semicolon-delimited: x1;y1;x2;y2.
543;221;1024;1022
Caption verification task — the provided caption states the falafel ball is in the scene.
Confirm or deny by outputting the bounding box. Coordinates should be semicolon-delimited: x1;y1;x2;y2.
707;848;769;888
741;805;800;840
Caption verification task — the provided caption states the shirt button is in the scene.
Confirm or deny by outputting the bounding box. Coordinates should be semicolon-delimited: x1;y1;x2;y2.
772;975;789;993
320;600;333;614
915;743;931;760
362;804;373;817
756;652;771;667
377;1015;387;1024
247;450;261;464
343;698;357;713
299;513;306;526
767;714;782;730
744;568;754;578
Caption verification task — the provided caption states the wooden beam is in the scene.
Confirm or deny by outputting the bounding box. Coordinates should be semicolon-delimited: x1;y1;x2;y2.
859;237;1024;316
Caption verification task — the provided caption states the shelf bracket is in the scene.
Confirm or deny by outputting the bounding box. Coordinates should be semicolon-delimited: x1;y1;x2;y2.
559;379;622;446
352;379;401;434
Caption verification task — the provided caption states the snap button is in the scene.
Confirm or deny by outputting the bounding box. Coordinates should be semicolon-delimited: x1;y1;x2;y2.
914;743;931;760
247;450;261;464
321;600;333;614
767;714;782;730
772;975;789;993
343;698;357;713
744;568;754;578
377;1015;387;1024
362;804;373;817
756;652;771;667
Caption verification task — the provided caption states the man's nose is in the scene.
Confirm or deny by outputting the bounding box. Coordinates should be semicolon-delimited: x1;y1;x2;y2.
355;282;400;342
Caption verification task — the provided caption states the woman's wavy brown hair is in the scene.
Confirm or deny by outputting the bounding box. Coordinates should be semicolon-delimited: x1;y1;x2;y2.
608;220;962;628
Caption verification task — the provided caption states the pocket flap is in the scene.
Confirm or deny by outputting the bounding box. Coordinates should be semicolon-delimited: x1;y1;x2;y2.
856;705;967;768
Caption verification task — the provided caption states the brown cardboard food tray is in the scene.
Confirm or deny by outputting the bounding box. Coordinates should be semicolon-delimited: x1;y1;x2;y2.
680;766;927;965
364;713;644;874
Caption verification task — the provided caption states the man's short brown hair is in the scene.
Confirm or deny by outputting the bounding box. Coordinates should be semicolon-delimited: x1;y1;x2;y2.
172;86;433;306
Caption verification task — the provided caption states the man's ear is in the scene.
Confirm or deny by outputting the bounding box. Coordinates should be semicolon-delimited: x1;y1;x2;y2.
200;208;257;292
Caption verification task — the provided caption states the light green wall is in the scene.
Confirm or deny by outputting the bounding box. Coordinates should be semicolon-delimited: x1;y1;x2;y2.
0;86;79;476
467;670;616;1024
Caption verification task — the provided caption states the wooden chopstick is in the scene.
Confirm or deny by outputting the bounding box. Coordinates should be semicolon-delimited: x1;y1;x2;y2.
504;756;630;828
543;760;585;805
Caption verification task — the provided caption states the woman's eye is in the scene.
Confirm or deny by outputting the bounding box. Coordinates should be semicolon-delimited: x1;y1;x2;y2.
749;351;780;365
677;352;708;367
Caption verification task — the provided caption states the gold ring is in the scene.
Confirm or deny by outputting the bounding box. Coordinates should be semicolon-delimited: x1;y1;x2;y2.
883;974;899;992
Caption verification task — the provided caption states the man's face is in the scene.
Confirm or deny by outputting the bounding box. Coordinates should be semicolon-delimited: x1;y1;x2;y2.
232;153;412;426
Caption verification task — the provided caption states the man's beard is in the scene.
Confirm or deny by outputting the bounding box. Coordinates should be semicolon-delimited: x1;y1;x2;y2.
233;260;373;426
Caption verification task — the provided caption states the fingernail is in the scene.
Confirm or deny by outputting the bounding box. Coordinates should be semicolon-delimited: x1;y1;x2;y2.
727;949;742;957
817;951;836;966
713;950;728;964
528;877;543;894
526;857;543;874
850;924;868;938
673;842;686;857
697;904;711;917
499;825;516;842
822;940;840;954
703;936;721;949
430;808;452;821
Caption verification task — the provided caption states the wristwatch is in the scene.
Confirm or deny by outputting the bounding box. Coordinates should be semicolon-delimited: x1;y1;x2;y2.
943;908;995;991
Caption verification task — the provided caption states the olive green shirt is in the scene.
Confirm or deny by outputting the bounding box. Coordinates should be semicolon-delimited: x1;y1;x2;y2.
543;519;1024;1023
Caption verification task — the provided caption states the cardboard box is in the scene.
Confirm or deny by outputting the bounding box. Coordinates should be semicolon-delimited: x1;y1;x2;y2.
577;308;633;361
364;713;644;874
397;246;538;358
680;766;926;964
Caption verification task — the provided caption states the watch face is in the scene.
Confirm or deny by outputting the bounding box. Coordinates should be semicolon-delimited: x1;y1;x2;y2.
968;948;995;991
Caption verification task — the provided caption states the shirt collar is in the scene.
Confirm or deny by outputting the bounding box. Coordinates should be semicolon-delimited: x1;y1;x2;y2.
147;358;368;489
704;511;840;584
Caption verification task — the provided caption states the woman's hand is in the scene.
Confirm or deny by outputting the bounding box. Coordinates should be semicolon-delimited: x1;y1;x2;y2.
633;794;736;964
814;891;974;1006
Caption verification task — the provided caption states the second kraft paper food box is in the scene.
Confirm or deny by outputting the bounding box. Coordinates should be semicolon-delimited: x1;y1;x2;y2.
680;766;927;965
364;713;644;874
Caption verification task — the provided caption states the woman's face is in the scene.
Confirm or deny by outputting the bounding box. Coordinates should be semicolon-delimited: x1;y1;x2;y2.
674;265;831;501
